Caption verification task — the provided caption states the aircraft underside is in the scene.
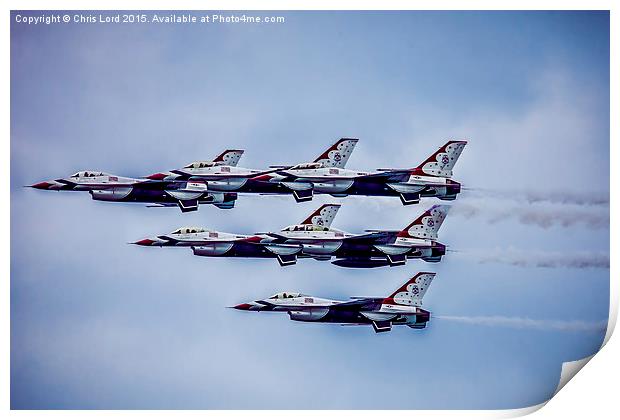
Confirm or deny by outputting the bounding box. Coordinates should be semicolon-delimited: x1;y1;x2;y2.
192;238;445;268
288;308;431;333
234;179;460;204
89;187;237;211
189;241;446;268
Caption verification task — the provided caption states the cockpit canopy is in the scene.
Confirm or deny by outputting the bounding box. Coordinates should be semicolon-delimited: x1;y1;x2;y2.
171;227;206;234
282;224;330;232
70;171;108;178
183;161;222;169
290;162;323;170
269;292;305;299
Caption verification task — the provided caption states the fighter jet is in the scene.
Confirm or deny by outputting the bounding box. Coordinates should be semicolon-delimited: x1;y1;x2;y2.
146;138;360;203
266;203;450;268
133;203;450;268
28;150;243;212
258;140;467;205
133;204;343;266
232;272;437;333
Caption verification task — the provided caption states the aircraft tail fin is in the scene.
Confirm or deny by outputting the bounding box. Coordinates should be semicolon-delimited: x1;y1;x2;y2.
384;272;436;306
412;140;467;178
300;204;341;227
313;138;358;169
213;149;244;166
397;204;450;240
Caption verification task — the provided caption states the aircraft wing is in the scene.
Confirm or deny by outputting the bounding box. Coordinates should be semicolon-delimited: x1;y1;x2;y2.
357;170;451;187
331;298;384;310
169;167;286;181
55;178;152;189
157;236;231;246
354;170;411;183
341;231;394;243
254;301;331;311
276;172;356;182
259;232;290;241
158;235;254;246
261;232;388;243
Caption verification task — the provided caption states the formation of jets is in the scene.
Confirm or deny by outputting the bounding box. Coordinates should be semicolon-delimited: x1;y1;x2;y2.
133;203;449;268
30;139;467;211
29;138;468;333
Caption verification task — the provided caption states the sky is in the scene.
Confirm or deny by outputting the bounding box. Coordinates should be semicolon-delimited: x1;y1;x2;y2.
10;11;609;409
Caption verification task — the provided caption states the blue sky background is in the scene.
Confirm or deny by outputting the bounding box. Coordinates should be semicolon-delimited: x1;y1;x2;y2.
11;11;609;409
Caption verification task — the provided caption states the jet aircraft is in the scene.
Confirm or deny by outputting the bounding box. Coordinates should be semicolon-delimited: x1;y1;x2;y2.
232;272;437;333
259;140;467;205
146;138;359;203
28;150;243;212
133;203;450;268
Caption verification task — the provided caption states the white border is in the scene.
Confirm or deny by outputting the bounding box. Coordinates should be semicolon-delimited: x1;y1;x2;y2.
4;0;617;418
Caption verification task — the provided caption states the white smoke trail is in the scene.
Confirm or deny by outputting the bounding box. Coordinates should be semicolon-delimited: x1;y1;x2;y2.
454;248;609;269
435;315;607;333
451;200;610;230
344;193;609;231
465;188;610;206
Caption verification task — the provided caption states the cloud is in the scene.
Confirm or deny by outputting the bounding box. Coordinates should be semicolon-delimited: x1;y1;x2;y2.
397;68;609;195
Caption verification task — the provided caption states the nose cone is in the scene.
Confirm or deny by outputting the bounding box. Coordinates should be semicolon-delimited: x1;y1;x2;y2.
231;302;264;311
133;238;157;246
250;174;274;182
146;172;174;180
29;181;61;190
